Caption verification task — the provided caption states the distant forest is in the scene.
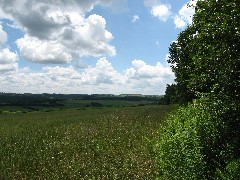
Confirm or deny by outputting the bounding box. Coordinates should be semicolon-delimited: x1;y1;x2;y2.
0;93;163;107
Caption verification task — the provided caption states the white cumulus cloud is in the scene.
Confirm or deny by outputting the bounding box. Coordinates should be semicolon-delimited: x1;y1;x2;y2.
0;48;18;72
0;63;18;72
0;0;117;64
144;0;171;22
126;59;173;79
0;48;17;64
0;25;7;45
151;4;171;22
174;0;197;28
0;57;174;95
82;57;121;85
16;35;72;64
123;59;174;94
60;14;116;57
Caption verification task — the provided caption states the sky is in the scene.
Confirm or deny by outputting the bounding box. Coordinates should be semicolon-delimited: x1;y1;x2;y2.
0;0;196;95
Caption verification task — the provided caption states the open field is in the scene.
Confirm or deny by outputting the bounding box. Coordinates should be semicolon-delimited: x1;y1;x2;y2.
63;99;157;108
0;93;162;113
0;105;173;179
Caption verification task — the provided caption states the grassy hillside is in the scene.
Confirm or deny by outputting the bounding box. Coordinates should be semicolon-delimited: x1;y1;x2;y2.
0;105;172;179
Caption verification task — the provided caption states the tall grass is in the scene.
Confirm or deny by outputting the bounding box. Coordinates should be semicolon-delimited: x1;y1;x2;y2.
0;106;172;179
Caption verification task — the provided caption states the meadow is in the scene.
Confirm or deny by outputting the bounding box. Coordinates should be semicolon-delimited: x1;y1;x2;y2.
0;105;172;179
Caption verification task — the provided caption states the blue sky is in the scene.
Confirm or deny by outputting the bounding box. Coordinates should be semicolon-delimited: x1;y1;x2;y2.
0;0;196;95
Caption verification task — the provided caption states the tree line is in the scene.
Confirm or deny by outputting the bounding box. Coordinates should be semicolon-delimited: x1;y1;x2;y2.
155;0;240;179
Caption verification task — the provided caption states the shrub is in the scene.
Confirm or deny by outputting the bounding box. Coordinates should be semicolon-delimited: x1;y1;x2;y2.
155;95;240;179
216;159;240;180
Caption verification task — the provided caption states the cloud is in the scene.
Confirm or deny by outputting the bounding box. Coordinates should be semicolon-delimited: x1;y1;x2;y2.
151;4;171;21
0;63;18;72
0;48;18;72
144;0;197;27
82;57;121;85
0;57;174;95
16;35;72;64
144;0;171;22
75;60;89;69
0;48;17;64
0;26;18;72
60;14;116;57
0;25;7;45
132;15;140;23
173;15;187;29
0;0;116;63
43;66;82;82
123;60;174;94
126;59;173;79
174;0;197;28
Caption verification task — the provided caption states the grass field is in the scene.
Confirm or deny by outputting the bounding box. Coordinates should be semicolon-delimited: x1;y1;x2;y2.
63;99;156;108
0;105;172;179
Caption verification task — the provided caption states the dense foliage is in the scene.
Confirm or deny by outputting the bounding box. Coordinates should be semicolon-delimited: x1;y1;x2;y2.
156;0;240;179
155;95;240;179
160;84;179;104
167;0;239;103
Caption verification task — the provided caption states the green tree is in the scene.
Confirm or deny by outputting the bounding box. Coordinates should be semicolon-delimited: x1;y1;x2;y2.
168;0;240;103
156;0;240;179
168;27;196;103
162;84;179;104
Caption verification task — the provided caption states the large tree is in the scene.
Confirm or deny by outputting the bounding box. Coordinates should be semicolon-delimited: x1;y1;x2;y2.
168;0;240;103
156;1;240;178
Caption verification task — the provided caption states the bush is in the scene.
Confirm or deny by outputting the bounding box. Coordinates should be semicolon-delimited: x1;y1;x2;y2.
154;95;239;179
216;159;240;180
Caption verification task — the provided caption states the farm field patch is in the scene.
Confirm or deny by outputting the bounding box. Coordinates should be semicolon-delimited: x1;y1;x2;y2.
0;105;172;179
